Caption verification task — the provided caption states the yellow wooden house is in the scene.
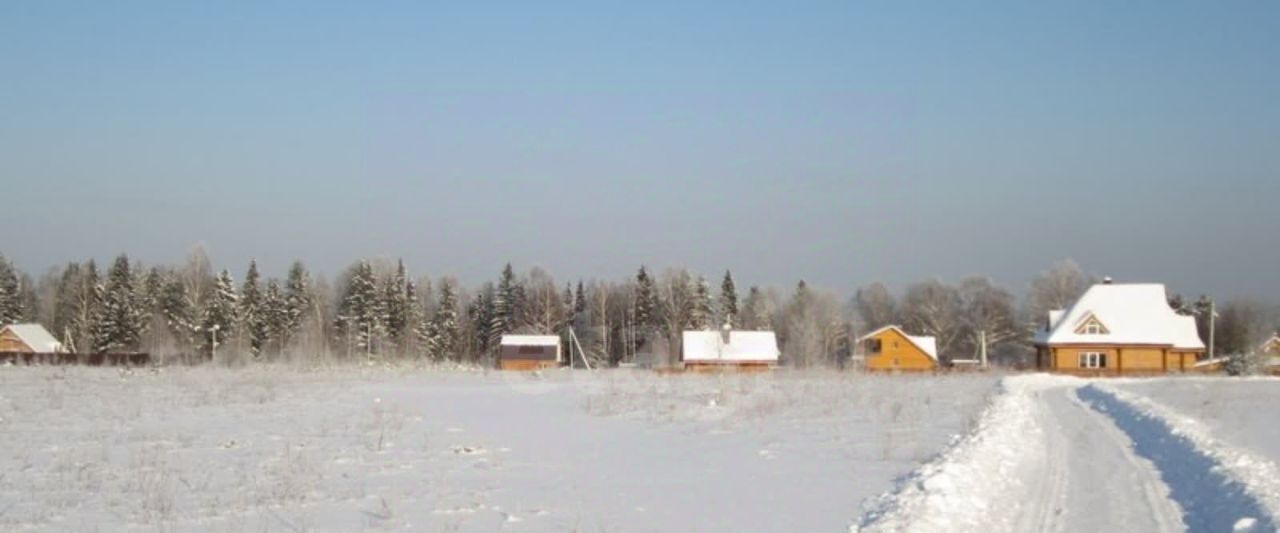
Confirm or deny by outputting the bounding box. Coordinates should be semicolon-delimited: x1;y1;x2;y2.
1034;282;1208;375
857;325;939;372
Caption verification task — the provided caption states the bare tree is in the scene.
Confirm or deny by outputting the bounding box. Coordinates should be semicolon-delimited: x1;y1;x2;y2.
656;268;694;366
582;281;613;366
1218;298;1277;374
780;282;848;367
1026;259;1092;323
182;245;214;326
519;267;562;334
900;279;964;361
956;277;1024;364
854;282;897;331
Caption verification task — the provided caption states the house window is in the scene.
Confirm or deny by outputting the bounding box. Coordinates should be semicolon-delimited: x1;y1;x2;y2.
517;345;548;355
1076;315;1109;335
866;339;882;354
1079;352;1107;369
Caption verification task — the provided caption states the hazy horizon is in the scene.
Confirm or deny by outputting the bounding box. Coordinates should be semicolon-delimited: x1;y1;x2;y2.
3;2;1277;300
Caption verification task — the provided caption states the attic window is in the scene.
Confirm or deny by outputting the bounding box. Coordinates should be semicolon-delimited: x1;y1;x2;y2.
1075;315;1109;335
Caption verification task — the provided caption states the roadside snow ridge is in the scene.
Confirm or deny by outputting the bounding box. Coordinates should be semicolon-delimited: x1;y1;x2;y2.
852;374;1080;533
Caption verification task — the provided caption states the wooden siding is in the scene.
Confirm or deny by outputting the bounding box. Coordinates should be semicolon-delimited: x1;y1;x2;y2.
0;352;150;366
682;361;773;373
498;359;559;371
1039;344;1207;375
863;328;936;372
0;329;32;352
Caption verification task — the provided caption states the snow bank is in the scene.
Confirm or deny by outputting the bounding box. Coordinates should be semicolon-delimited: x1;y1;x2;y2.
1094;382;1280;527
852;374;1081;533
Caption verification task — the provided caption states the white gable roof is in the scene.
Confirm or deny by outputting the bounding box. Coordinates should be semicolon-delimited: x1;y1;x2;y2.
500;335;560;347
2;324;64;352
1035;283;1204;350
682;330;779;363
857;325;939;361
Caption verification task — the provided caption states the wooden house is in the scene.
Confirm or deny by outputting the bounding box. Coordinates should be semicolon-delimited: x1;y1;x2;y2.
0;324;64;353
1034;282;1207;375
681;328;779;371
857;325;938;372
498;335;562;371
1262;335;1280;376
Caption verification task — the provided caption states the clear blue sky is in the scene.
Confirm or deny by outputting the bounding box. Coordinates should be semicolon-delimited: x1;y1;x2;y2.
2;1;1277;298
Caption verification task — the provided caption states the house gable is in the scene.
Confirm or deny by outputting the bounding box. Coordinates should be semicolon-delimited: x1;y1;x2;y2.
1072;313;1110;336
859;326;937;371
0;328;34;352
0;324;62;353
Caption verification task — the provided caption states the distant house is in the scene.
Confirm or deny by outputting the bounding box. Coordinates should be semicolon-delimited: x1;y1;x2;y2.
0;324;64;353
498;335;562;371
857;325;938;372
1034;282;1207;375
681;328;779;370
1261;335;1280;376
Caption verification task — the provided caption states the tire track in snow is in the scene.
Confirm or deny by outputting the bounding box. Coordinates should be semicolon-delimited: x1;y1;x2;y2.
855;376;1194;533
1052;387;1184;532
1012;386;1068;533
1078;385;1276;533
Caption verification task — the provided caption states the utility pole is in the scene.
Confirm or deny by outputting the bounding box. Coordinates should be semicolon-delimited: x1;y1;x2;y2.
568;326;592;371
209;324;220;363
979;329;988;369
1208;299;1217;359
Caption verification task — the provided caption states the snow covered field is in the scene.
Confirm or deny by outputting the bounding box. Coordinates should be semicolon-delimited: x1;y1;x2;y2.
7;367;1278;533
0;366;997;532
1110;378;1280;463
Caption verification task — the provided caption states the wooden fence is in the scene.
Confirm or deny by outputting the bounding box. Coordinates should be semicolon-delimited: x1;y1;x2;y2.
0;352;151;366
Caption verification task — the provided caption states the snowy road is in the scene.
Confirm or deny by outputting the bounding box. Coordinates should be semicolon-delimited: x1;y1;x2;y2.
857;376;1278;533
1016;385;1184;533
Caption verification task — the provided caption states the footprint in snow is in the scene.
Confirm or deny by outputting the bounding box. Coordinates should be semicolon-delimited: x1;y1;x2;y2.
451;445;487;455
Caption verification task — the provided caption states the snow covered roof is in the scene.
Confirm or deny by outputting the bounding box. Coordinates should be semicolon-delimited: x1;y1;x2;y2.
1034;283;1205;350
682;330;779;363
857;325;939;361
2;324;63;353
500;335;560;347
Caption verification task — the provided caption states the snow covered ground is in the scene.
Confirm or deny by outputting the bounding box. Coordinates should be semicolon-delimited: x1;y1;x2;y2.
1110;377;1280;463
8;367;1278;532
857;374;1280;533
0;366;997;532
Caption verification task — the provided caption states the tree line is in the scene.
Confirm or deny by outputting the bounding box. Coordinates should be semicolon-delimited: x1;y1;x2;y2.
0;251;1275;370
